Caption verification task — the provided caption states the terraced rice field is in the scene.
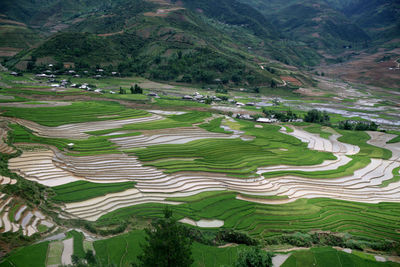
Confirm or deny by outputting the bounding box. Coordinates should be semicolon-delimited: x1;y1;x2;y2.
0;194;55;236
0;127;15;154
2;98;400;264
281;247;398;267
99;192;400;242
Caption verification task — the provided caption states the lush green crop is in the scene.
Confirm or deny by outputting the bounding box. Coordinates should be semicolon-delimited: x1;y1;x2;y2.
66;231;85;259
199;117;231;134
52;181;136;203
133;123;335;176
89;111;212;135
304;124;333;139
9;124;120;156
98;192;400;243
337;130;392;160
1;101;149;126
262;155;370;179
282;247;399;267
94;229;248;267
0;241;49;267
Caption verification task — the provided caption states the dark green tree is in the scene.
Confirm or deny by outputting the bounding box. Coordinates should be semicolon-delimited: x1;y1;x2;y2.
271;79;277;88
134;84;143;94
235;247;272;267
304;109;330;125
85;250;96;265
135;208;193;267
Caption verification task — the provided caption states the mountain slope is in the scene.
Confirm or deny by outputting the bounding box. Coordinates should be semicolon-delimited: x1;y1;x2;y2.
343;0;400;40
6;1;282;85
240;0;370;53
172;0;279;39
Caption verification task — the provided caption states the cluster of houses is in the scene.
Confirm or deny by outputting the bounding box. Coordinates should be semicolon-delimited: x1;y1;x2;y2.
181;92;223;103
33;64;120;79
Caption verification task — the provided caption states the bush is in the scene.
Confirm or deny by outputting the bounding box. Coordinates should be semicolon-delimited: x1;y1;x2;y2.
262;109;298;122
216;229;259;246
338;120;378;131
235;247;272;267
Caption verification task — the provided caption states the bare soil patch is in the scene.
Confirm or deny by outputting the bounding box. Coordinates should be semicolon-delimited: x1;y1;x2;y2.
0;19;26;27
144;7;185;17
97;31;124;37
280;76;302;86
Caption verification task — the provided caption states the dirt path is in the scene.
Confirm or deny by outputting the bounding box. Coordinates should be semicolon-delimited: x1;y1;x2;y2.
272;254;291;267
61;238;73;265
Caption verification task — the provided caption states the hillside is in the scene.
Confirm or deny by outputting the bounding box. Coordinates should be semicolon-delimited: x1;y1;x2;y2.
240;0;370;53
0;0;325;86
0;0;398;87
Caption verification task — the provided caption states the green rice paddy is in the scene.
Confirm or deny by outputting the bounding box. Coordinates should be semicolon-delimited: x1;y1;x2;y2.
10;124;121;156
1;101;149;126
133;123;335;176
52;181;136;203
0;241;49;267
282;247;399;267
98;192;400;243
93;229;248;267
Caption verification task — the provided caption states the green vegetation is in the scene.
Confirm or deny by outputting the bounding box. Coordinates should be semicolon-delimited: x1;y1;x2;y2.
192;242;245;267
235;247;272;267
304;109;330;125
98;192;400;244
10;124;120;156
94;229;146;267
338;120;379;131
136;208;194;267
1;101;149;126
262;155;370;179
281;247;399;267
263;128;392;179
380;167;400;187
89;111;212;136
133;123;335;176
8;203;22;222
387;132;400;144
94;228;253;267
46;241;63;266
262;109;299;122
66;230;85;259
199;117;231;134
304;124;333;139
51;181;136;203
0;241;49;267
337;130;392;159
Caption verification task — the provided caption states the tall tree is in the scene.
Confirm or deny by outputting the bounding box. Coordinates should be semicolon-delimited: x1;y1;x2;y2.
135;208;194;267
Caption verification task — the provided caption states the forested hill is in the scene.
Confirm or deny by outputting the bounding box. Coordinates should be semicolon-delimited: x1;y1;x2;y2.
241;0;399;44
0;0;398;85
